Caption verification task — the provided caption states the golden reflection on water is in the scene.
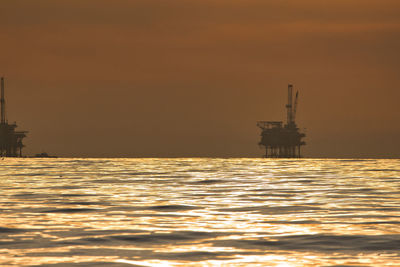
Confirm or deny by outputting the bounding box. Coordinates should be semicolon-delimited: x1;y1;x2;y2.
0;158;399;266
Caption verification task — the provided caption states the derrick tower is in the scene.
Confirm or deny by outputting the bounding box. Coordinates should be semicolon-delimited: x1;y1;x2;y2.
257;84;306;158
0;77;28;157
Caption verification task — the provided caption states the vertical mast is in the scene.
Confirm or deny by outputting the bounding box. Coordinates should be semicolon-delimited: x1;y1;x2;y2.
1;77;5;124
286;84;293;126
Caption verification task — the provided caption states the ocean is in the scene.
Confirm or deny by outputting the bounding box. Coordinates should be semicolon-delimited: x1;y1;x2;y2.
0;158;399;266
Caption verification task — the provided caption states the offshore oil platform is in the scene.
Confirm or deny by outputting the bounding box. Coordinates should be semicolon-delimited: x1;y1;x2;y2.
257;84;306;158
0;77;28;157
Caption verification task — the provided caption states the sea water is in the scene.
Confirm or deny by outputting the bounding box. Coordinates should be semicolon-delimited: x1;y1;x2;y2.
0;158;399;266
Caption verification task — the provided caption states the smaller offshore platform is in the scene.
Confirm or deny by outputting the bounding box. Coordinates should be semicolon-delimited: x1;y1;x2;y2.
0;77;28;157
257;84;306;158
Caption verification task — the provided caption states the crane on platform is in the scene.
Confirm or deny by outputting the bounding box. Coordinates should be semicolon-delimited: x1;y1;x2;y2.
292;91;299;124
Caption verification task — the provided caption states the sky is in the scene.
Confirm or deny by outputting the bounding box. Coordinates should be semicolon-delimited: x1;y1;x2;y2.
1;0;399;158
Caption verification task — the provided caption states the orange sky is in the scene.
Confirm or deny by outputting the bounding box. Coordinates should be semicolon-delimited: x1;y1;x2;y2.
1;0;400;158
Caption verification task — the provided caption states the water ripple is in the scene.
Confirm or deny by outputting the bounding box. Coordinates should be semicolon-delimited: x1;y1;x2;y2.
0;158;399;266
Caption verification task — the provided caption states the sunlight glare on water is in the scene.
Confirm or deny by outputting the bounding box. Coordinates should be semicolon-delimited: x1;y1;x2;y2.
0;158;399;266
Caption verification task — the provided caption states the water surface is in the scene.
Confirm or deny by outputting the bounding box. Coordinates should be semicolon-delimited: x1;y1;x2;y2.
1;158;399;266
